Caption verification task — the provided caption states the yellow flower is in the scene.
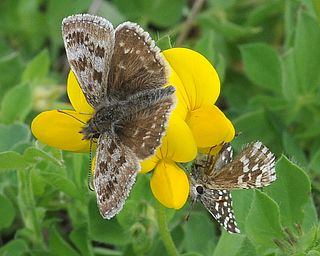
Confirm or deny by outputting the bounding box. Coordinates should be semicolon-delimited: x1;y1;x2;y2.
31;47;235;211
141;48;235;209
140;115;197;209
31;71;94;152
163;48;235;149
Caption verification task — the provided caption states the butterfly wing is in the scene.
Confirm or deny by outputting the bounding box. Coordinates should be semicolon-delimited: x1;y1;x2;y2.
115;91;175;159
107;22;169;100
62;14;115;107
201;188;240;233
94;133;139;219
210;141;276;189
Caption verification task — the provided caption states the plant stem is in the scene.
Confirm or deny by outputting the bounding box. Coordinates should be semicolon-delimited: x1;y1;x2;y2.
156;202;178;256
17;168;44;249
176;0;205;46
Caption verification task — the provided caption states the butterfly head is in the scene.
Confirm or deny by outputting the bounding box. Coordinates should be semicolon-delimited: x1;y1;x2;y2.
81;104;121;140
80;119;101;140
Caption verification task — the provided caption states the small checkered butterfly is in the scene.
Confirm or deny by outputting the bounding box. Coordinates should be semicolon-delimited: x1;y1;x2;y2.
62;14;175;219
189;141;276;233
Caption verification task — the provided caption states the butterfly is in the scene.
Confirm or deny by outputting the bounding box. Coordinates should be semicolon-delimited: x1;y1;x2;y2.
189;141;276;233
62;14;175;219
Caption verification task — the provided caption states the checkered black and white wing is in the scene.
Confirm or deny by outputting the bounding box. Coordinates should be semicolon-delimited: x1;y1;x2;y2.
94;133;139;219
210;141;276;189
107;22;169;100
192;143;233;177
201;188;240;234
212;143;233;172
62;14;115;108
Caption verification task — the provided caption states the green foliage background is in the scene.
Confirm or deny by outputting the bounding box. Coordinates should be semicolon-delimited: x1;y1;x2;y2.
0;0;320;255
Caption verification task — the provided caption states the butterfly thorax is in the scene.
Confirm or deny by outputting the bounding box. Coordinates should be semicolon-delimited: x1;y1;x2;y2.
81;102;127;140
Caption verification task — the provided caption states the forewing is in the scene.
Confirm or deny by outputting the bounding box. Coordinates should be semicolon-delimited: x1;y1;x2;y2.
212;143;233;171
107;22;169;100
192;143;233;177
210;141;276;189
62;14;115;107
116;93;175;160
94;133;140;219
201;189;240;233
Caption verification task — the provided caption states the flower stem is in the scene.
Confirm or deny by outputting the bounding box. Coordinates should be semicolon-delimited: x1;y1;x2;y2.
17;168;44;249
156;202;178;256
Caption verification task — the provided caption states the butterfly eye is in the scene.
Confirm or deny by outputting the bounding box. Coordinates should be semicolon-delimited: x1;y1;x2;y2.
196;185;204;194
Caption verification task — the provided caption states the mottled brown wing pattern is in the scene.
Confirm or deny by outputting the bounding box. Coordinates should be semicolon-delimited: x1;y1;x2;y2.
116;94;175;160
209;141;276;189
94;134;140;219
62;14;115;107
107;22;169;100
201;189;240;233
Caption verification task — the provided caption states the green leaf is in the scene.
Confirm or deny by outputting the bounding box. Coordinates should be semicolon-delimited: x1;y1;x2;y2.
156;35;172;51
294;11;320;94
183;211;217;255
213;232;256;256
69;226;93;256
23;146;64;167
231;189;255;233
0;83;32;124
0;53;23;101
148;0;185;27
198;15;259;41
208;0;237;9
21;49;50;84
88;197;130;245
281;49;299;100
48;226;80;256
96;1;125;25
233;110;281;154
264;156;311;230
0;194;15;229
245;190;284;248
282;132;307;167
114;0;184;27
0;239;28;256
194;29;215;64
302;197;318;232
240;43;281;93
181;253;202;256
40;171;80;199
0;151;28;170
0;123;30;151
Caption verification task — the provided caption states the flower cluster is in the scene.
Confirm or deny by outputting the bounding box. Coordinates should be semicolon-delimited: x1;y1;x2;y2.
31;48;234;210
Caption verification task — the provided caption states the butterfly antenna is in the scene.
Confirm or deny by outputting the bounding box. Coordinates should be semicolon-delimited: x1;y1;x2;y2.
57;109;86;124
88;139;94;191
184;199;196;221
205;146;215;168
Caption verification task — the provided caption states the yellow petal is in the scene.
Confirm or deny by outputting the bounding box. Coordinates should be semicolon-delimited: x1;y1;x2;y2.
67;71;94;114
158;114;197;163
140;154;159;173
163;48;220;111
187;105;235;148
31;110;92;152
198;144;223;155
150;160;189;209
165;62;188;119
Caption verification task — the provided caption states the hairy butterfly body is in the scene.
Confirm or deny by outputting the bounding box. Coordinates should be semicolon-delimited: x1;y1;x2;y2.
190;141;276;233
62;14;175;219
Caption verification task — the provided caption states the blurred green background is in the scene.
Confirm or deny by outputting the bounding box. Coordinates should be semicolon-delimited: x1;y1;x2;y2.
1;0;320;255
